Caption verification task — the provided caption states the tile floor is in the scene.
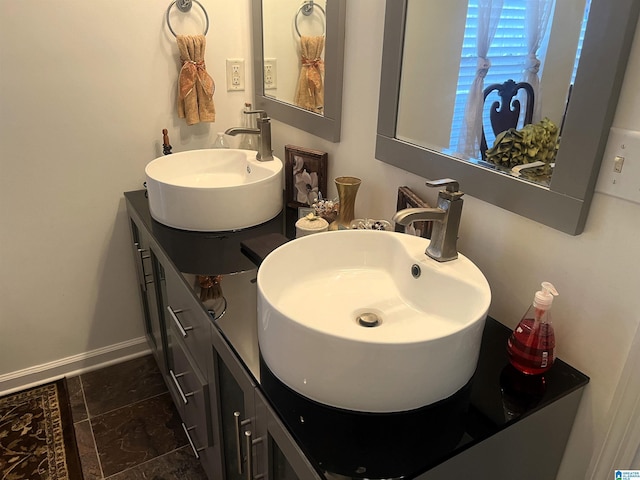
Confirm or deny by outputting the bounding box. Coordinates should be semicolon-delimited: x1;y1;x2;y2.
67;355;209;480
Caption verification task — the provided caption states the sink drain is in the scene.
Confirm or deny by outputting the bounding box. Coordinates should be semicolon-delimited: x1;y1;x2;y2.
357;312;381;327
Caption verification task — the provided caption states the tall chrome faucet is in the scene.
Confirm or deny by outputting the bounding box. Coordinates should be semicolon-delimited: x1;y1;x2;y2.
392;179;464;262
225;110;274;161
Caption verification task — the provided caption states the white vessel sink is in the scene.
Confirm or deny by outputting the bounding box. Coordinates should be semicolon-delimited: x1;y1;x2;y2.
257;230;491;413
145;149;282;231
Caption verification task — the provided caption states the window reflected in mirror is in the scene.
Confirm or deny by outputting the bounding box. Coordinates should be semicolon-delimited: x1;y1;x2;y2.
262;0;327;114
397;0;591;187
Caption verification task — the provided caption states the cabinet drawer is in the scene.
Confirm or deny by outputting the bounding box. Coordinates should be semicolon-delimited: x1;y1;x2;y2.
165;270;210;374
170;340;212;450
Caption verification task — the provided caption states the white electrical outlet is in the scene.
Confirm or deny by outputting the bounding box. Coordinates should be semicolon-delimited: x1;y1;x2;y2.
226;59;245;91
264;58;277;90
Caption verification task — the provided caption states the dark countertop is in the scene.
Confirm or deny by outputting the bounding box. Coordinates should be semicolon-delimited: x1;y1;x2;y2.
125;190;589;479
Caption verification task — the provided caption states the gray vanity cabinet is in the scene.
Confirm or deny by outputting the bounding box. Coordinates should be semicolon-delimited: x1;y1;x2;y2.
127;207;221;480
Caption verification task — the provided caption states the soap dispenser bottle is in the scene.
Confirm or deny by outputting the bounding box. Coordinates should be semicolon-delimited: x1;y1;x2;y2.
212;132;229;149
238;102;257;151
507;282;559;375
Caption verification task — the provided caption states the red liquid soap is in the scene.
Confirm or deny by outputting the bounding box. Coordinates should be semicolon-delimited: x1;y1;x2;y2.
507;282;558;375
507;314;555;375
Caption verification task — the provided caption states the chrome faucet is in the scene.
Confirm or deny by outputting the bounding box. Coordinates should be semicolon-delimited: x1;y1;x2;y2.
392;179;465;262
225;110;274;161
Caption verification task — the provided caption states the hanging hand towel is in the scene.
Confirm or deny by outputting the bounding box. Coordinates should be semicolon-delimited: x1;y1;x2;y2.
294;35;325;113
176;35;215;125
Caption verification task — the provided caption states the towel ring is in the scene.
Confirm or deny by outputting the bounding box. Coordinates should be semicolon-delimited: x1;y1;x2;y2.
166;0;209;37
294;1;326;37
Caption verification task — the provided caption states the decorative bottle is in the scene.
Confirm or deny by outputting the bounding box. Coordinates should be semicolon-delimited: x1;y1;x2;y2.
507;282;559;375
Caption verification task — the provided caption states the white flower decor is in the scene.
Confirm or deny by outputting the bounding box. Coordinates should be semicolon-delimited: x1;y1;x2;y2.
293;155;319;205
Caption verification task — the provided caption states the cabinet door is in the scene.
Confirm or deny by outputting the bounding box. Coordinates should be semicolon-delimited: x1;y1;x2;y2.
212;327;260;480
128;217;167;374
151;254;173;375
212;328;322;480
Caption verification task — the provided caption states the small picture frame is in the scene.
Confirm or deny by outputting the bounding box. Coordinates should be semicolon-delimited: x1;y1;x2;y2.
284;145;328;209
395;186;433;239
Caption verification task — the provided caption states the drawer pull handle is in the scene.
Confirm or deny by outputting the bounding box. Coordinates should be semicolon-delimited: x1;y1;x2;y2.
234;412;243;474
167;305;193;337
137;247;151;260
182;422;205;459
135;247;151;291
169;369;194;405
234;412;252;474
245;430;264;480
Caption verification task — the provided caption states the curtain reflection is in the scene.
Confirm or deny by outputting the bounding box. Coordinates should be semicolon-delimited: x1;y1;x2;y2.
457;0;505;159
523;0;554;123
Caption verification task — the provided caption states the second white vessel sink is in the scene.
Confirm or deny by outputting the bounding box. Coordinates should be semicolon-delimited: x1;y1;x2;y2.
145;149;283;232
257;230;491;413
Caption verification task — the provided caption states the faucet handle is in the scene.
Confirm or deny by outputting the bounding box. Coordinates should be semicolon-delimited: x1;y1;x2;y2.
426;178;458;192
244;109;268;119
426;178;463;199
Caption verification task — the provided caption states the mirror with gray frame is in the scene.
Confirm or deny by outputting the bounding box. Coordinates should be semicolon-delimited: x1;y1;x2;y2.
252;0;346;142
376;0;639;235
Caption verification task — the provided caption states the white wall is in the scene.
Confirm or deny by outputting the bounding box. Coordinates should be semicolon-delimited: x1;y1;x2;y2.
0;0;254;379
1;1;639;478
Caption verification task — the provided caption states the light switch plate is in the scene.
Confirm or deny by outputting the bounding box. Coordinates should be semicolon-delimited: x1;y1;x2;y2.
595;127;640;204
226;58;245;91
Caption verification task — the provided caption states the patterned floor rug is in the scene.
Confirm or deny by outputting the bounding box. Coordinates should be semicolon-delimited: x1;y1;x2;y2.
0;379;83;480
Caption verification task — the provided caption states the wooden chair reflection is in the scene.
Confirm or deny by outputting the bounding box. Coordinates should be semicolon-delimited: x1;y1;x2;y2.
480;79;534;159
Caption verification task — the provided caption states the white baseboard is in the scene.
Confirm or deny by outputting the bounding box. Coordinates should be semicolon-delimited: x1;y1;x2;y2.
0;337;151;396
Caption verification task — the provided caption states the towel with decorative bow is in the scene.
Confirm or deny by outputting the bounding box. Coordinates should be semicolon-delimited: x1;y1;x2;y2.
294;35;325;113
176;34;215;125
